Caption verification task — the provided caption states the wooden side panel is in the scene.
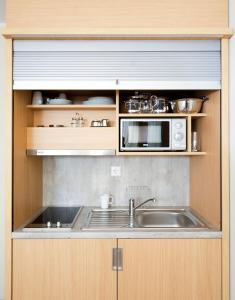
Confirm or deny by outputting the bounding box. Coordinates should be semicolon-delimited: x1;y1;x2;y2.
118;239;221;300
5;38;13;300
13;239;117;300
13;91;42;228
221;38;229;300
6;0;228;29
27;127;116;150
190;90;221;228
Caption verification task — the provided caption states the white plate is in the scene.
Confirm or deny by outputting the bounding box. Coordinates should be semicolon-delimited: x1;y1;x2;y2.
47;99;73;105
83;97;114;105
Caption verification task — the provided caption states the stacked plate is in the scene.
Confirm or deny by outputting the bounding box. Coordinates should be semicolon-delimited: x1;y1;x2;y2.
47;99;73;105
82;97;114;105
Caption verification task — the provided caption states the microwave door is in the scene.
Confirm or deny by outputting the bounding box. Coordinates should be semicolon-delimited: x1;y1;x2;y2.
125;123;141;147
148;124;161;145
121;121;141;150
159;121;171;150
121;119;171;151
146;121;170;150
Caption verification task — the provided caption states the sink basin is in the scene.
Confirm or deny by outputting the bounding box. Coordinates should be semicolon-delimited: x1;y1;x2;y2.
81;208;207;231
135;211;203;228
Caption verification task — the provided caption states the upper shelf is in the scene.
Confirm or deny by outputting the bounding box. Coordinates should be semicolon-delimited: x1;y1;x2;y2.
27;104;116;110
26;105;206;117
118;113;207;118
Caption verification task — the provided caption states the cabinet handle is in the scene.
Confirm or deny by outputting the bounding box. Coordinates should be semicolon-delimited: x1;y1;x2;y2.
112;248;123;271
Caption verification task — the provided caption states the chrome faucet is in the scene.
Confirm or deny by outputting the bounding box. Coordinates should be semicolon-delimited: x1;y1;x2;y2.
129;197;157;217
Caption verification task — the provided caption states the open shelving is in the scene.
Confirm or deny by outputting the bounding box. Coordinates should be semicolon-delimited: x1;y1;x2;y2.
13;89;220;156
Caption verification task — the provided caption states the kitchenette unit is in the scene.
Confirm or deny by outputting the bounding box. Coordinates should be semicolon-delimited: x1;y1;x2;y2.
2;0;232;298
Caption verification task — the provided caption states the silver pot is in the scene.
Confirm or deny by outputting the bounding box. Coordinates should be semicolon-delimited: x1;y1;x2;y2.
140;99;152;113
151;96;169;113
122;92;151;113
124;99;141;113
170;98;207;113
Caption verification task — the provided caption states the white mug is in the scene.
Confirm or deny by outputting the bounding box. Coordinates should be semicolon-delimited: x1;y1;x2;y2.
100;194;114;209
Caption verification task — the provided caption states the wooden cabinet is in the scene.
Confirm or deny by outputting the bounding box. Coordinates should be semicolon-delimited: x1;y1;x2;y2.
12;239;117;300
3;32;229;300
13;238;221;300
118;239;221;300
5;0;228;30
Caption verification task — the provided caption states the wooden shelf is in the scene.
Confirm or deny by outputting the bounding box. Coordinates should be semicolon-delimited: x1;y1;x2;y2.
118;113;207;118
27;104;117;110
117;151;206;156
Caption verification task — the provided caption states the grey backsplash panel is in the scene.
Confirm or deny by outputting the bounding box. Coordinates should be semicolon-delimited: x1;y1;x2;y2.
43;156;189;207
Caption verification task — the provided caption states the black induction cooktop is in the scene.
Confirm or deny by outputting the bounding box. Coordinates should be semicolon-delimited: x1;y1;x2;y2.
24;206;82;231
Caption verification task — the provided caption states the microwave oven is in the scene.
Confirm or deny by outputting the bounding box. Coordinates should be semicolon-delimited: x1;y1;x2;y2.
120;118;187;151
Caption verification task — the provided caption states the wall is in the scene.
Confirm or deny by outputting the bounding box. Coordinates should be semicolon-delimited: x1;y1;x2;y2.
43;157;189;207
0;0;4;22
0;12;5;300
229;0;235;298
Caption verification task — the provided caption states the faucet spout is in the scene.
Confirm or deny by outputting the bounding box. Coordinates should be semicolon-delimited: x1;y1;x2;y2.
128;197;157;217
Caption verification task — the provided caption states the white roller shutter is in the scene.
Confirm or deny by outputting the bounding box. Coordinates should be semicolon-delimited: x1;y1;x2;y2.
13;40;221;90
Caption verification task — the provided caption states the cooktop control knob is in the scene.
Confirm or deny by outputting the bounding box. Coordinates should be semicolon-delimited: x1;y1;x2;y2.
56;221;61;228
174;132;184;141
47;221;51;228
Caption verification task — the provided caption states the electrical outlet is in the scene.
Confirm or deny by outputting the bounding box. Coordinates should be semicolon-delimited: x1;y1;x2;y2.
111;166;121;177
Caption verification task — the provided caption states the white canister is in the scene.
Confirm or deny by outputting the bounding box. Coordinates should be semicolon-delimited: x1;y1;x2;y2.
32;91;43;105
100;194;114;209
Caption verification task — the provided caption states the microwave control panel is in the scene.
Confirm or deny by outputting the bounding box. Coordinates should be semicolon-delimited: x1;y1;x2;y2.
171;119;187;150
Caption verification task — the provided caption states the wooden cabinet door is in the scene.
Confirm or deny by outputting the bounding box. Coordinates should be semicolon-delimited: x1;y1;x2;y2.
118;239;221;300
13;239;117;300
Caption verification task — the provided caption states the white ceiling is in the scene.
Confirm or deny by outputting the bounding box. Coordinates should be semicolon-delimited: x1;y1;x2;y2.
0;0;5;23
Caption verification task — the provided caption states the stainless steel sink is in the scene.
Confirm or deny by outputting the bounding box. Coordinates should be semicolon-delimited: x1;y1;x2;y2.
135;210;204;228
81;208;207;231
